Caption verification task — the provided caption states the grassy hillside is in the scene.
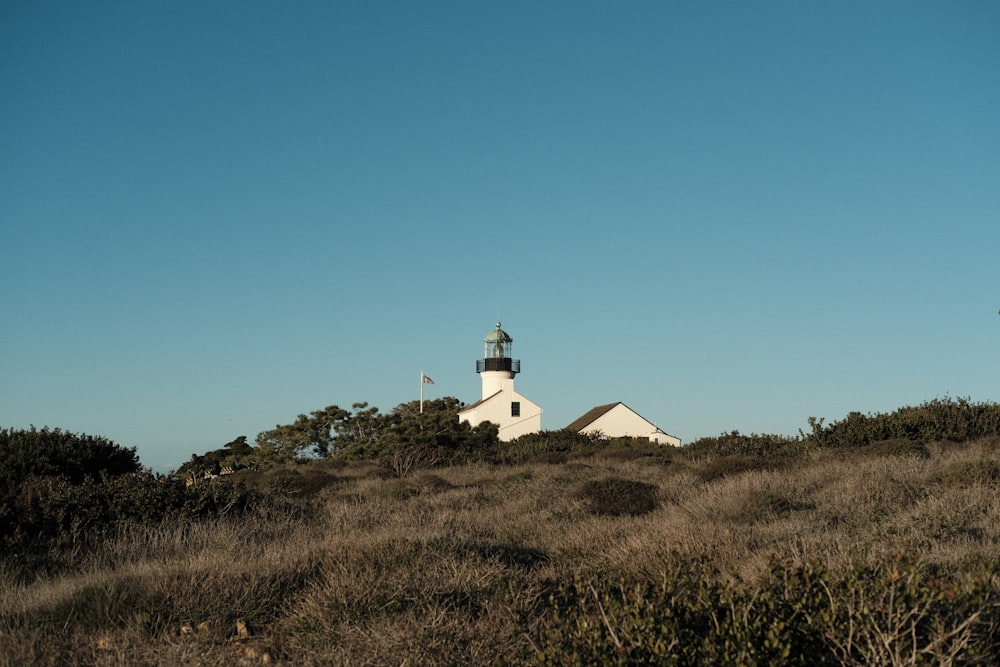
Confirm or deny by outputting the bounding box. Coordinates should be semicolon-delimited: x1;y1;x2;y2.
3;431;999;665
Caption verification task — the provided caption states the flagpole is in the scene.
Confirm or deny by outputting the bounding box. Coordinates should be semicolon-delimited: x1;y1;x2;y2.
420;372;434;413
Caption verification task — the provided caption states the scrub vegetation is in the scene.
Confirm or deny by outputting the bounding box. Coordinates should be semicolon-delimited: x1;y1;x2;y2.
3;397;1000;665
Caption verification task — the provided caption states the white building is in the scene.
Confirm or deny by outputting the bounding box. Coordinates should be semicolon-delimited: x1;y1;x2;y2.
457;322;542;441
566;402;680;446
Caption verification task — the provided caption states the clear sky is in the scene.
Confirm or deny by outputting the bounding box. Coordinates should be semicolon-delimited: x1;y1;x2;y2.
3;1;998;472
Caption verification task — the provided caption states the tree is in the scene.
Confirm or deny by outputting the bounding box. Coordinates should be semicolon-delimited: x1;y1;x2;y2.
252;398;499;466
174;435;258;477
223;435;253;457
253;403;399;462
349;397;498;464
329;402;388;458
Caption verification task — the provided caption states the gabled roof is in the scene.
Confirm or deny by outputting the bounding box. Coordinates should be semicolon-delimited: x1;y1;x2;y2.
565;402;621;432
457;390;503;414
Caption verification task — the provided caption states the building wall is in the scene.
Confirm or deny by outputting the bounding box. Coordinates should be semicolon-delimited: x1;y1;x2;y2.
648;430;681;447
480;371;515;399
580;404;680;446
459;389;542;441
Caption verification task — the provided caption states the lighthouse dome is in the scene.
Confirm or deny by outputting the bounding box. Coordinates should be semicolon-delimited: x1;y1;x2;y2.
484;321;512;344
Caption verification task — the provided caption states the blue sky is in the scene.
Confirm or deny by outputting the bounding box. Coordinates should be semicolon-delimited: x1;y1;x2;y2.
3;1;998;471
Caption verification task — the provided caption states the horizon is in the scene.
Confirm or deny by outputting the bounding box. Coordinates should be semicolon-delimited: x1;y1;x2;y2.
3;2;998;472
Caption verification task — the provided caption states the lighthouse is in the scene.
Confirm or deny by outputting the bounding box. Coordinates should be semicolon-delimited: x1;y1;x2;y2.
478;321;518;398
457;322;542;441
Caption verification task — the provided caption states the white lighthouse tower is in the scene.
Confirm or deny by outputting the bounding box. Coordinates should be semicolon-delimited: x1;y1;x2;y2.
457;322;542;441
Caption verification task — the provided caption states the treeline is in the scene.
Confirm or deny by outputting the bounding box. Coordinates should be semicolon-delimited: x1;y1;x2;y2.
685;397;1000;459
177;397;500;477
182;396;1000;478
178;396;671;478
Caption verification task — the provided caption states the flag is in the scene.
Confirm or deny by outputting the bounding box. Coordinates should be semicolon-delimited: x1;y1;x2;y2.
422;374;435;384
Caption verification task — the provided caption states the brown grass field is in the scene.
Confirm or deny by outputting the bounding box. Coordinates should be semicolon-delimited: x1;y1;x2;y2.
3;437;1000;665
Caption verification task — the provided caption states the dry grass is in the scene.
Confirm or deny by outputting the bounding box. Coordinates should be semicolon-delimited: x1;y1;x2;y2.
3;439;999;665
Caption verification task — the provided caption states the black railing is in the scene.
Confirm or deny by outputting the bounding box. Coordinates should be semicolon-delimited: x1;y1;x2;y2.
476;358;520;373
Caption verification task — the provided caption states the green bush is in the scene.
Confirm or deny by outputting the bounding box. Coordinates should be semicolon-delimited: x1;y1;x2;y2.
1;427;144;576
596;438;674;465
679;399;1000;470
682;431;802;458
693;454;762;481
2;470;263;580
254;466;341;498
492;430;609;465
575;477;659;517
175;435;257;477
528;555;1000;666
857;438;931;459
0;427;140;490
808;398;1000;449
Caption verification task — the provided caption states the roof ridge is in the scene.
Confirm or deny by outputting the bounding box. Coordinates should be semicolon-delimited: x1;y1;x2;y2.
565;402;621;432
457;389;504;413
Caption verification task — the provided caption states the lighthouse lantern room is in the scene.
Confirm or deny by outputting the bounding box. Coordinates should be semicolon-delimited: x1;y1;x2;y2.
477;322;520;371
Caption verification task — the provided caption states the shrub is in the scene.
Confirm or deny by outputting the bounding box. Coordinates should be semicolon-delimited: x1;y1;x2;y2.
2;472;264;581
252;466;341;498
693;454;760;482
925;458;1000;487
575;477;659;517
0;427;140;490
808;398;1000;449
528;555;1000;666
857;438;931;459
597;439;674;465
410;473;455;494
681;431;805;460
492;430;608;465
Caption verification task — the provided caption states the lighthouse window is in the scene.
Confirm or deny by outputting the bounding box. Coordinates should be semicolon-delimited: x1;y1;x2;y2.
511;402;521;417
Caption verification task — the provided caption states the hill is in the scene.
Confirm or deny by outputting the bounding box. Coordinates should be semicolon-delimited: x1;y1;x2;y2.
3;404;1000;665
